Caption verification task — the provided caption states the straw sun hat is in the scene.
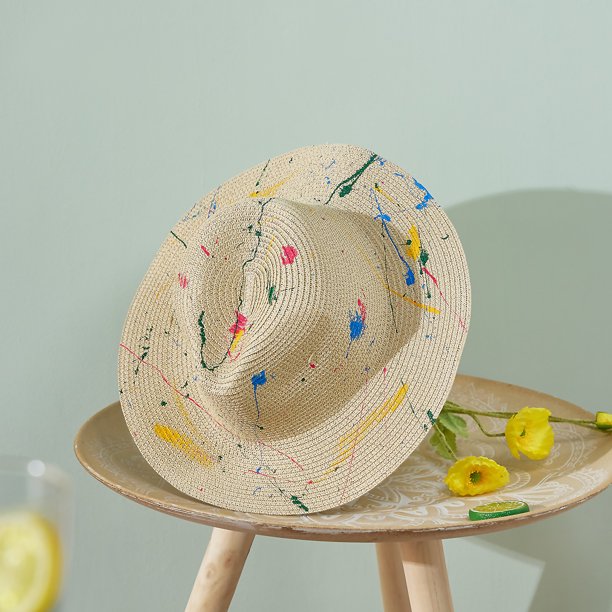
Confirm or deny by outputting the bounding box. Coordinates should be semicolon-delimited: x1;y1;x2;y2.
118;144;471;515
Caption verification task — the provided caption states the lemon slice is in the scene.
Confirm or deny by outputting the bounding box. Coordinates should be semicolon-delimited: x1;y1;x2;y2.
468;500;530;521
0;510;61;612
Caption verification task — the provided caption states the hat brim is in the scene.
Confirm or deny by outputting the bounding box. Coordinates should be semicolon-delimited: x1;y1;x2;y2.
118;144;471;514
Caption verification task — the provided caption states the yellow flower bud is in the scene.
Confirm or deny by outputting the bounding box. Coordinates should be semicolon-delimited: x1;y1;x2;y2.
595;411;612;430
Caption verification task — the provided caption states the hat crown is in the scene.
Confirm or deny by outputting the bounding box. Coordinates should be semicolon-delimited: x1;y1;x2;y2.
175;197;417;439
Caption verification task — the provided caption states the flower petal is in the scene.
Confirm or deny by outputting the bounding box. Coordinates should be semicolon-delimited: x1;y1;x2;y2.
505;407;554;460
444;456;509;496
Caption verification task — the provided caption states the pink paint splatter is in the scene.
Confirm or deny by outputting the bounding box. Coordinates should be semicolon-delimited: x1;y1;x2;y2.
280;245;298;265
229;311;248;335
357;298;366;323
200;245;210;256
422;266;467;331
119;342;305;471
383;367;387;379
228;311;248;359
178;273;189;288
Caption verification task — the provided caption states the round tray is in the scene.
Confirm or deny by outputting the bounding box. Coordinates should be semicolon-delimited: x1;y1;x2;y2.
74;375;611;542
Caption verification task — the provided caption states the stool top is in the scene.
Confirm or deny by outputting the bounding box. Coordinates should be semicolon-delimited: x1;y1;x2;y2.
74;375;611;542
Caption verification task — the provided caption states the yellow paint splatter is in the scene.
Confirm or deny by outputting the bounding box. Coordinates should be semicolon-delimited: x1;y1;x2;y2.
330;384;408;468
249;176;291;198
355;244;440;314
228;329;245;356
172;391;200;440
155;279;172;300
374;182;399;207
154;423;213;467
265;234;277;257
405;225;421;261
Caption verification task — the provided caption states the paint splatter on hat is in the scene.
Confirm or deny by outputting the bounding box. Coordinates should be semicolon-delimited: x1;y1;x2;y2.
118;144;471;514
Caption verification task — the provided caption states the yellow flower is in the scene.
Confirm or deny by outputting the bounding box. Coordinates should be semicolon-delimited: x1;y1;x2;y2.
444;456;509;496
595;411;612;430
505;407;554;460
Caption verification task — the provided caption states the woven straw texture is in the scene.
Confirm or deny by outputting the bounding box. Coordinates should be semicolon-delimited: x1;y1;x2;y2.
118;144;471;515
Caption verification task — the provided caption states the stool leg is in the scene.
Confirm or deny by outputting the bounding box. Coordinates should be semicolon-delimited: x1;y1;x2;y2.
398;539;453;612
185;527;255;612
376;542;412;612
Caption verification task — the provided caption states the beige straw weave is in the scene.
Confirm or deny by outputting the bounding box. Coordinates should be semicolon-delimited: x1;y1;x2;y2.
117;144;471;514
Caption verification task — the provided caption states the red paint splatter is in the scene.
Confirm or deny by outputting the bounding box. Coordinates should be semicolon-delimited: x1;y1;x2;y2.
200;245;210;256
383;367;387;379
119;342;305;471
229;311;248;335
228;311;248;359
280;245;298;265
357;298;367;323
309;362;316;369
422;266;467;331
178;273;189;288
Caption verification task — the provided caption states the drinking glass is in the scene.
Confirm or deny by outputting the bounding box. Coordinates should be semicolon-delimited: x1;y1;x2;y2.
0;457;72;611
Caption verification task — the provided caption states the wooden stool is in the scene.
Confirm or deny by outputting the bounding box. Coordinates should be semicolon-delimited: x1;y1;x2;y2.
75;375;612;611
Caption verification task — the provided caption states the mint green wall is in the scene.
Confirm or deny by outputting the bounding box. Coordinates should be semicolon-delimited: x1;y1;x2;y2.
1;2;610;611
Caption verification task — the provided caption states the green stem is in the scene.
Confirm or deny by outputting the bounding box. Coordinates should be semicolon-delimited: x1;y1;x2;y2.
444;402;599;430
465;413;506;437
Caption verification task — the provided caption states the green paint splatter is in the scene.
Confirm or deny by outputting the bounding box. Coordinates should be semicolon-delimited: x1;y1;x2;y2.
197;310;208;369
135;326;153;376
268;285;277;304
427;409;436;425
170;231;187;248
290;495;309;512
420;249;429;266
323;153;378;205
198;200;270;373
160;400;167;406
254;159;270;187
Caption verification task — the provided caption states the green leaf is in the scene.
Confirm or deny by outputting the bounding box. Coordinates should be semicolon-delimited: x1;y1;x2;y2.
438;410;469;438
429;423;457;460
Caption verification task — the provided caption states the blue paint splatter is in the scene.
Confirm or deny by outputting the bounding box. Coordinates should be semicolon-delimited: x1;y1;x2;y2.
346;300;367;357
251;370;267;419
413;178;433;210
349;310;366;341
374;210;391;222
371;188;415;286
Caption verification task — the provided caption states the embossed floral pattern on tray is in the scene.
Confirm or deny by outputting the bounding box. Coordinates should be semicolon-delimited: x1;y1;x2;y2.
76;376;611;536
